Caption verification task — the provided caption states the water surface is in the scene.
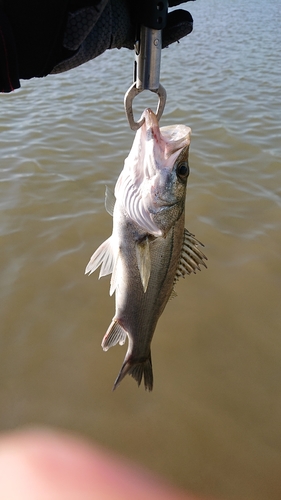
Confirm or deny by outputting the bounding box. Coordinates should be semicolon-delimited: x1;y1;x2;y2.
0;1;281;499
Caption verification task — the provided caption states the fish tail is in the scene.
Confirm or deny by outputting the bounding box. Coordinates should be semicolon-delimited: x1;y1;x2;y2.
113;352;153;392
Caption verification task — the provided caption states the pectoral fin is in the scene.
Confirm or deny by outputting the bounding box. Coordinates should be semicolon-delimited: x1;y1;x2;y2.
136;237;151;293
105;185;115;216
174;229;208;283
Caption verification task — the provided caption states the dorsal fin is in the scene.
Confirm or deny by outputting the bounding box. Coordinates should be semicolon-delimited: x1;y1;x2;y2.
105;185;116;216
174;229;207;284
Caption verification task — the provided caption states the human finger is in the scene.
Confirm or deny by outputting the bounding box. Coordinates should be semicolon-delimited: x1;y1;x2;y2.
0;428;205;500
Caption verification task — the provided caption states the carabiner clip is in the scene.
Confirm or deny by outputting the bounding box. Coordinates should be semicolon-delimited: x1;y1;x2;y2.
124;1;168;130
124;82;166;131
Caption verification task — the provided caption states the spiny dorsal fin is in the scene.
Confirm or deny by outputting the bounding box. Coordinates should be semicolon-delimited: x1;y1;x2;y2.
101;319;127;352
174;229;208;284
105;185;116;216
169;288;178;300
136;237;151;293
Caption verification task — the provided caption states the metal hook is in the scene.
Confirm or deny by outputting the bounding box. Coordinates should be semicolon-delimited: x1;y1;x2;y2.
124;83;167;131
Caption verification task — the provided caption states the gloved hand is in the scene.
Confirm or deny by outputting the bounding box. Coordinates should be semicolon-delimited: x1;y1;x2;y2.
51;0;194;74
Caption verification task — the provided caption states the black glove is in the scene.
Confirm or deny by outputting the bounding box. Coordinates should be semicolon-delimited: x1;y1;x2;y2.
51;0;194;74
0;9;19;92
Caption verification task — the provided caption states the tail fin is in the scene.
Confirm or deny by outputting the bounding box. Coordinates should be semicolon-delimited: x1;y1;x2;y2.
113;352;153;391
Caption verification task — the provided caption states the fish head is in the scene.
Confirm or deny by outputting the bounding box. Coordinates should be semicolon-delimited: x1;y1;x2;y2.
115;108;191;237
149;115;191;234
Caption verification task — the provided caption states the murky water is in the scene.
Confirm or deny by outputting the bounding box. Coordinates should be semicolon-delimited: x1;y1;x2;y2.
1;0;281;498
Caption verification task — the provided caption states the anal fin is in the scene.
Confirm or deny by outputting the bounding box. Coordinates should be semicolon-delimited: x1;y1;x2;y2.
101;319;127;352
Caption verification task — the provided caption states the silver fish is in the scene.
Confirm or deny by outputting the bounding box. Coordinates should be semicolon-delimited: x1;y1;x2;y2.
85;108;207;391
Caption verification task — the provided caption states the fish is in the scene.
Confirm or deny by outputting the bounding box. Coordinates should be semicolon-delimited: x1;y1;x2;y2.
85;108;207;391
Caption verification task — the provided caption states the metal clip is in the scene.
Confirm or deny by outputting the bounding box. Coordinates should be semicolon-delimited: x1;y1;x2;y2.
124;19;167;130
124;82;166;131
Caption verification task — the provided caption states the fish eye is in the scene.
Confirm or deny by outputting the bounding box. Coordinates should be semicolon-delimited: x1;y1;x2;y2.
177;162;189;179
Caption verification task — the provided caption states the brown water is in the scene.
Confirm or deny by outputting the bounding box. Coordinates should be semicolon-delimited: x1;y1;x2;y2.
1;0;281;498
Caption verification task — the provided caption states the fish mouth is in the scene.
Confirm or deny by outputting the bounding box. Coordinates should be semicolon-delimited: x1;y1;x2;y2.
142;108;191;161
143;108;162;142
143;108;158;129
